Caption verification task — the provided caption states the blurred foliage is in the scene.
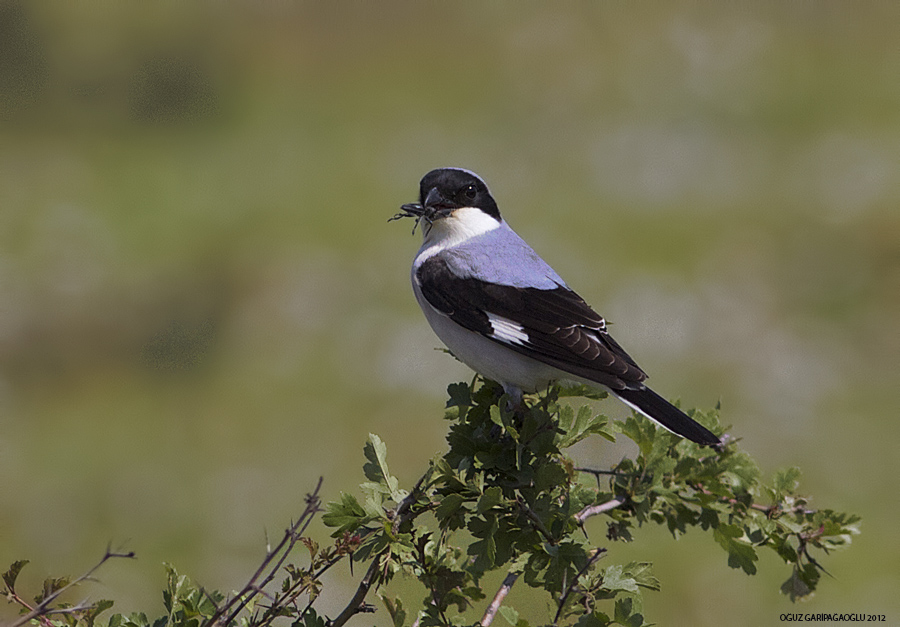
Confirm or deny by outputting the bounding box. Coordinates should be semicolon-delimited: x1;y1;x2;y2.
1;2;897;625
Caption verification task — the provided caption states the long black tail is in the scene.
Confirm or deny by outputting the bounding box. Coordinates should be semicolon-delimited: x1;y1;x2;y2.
615;386;720;447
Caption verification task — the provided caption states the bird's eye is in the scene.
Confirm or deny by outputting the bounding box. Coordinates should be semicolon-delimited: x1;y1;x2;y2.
462;184;477;201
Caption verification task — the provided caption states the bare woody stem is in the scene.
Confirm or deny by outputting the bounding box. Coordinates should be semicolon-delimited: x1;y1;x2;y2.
210;478;324;627
575;499;623;525
9;548;135;627
6;589;55;627
480;571;519;626
329;556;382;627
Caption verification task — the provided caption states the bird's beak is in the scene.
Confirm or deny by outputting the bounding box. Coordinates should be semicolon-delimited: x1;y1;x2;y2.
423;187;456;219
389;186;456;234
423;187;443;209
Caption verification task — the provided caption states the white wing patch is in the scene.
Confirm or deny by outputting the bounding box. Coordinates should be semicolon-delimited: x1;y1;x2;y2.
486;312;530;345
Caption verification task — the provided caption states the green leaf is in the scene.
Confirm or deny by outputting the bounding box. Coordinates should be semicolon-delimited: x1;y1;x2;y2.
558;404;575;430
111;612;152;627
381;594;407;627
573;404;593;431
623;562;660;592
614;597;645;627
321;492;367;534
435;493;467;524
82;599;116;627
556;383;608;400
601;565;638;593
773;467;802;495
468;515;500;571
557;405;611;448
363;434;404;501
713;524;758;575
489;405;504;428
574;611;611;626
296;607;327;627
534;462;567;494
2;560;28;592
771;535;799;563
498;605;519;625
780;564;814;601
446;382;472;408
476;486;505;514
618;416;655;459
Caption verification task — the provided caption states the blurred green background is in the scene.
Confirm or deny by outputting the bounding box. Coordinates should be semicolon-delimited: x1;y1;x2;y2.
1;2;898;625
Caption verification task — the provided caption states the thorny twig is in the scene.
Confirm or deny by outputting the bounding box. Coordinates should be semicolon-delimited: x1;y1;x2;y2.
7;547;135;627
208;478;324;627
691;484;816;517
328;557;381;627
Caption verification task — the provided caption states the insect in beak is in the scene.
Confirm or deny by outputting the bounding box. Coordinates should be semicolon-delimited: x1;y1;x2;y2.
388;202;432;235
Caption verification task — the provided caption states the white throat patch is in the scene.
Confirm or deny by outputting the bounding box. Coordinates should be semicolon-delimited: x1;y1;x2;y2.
414;207;501;266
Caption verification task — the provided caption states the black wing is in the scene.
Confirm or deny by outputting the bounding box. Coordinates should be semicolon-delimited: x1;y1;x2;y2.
417;256;722;447
416;256;647;391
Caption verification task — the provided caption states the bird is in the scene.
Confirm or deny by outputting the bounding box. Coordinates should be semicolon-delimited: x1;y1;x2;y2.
391;167;721;447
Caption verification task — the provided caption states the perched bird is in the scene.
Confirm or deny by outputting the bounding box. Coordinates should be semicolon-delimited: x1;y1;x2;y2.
392;167;720;447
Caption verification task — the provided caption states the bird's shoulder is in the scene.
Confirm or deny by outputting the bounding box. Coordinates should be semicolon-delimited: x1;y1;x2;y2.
417;223;565;290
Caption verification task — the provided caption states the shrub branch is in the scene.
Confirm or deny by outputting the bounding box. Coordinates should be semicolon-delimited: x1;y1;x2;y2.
4;379;860;627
